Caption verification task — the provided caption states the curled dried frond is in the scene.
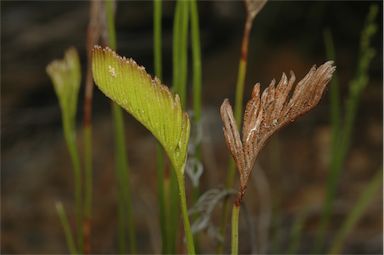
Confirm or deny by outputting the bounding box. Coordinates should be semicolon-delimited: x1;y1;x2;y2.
189;188;236;237
221;61;335;199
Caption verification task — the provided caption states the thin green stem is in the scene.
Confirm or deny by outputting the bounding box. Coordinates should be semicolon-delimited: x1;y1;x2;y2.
180;0;189;106
168;169;180;253
315;5;378;252
226;56;247;190
153;0;168;252
219;16;253;253
105;0;116;50
156;146;168;252
116;187;127;253
231;204;240;255
111;103;129;254
176;170;196;255
190;0;202;123
329;169;382;254
173;0;189;106
172;1;181;94
287;208;308;254
154;0;162;81
111;103;137;254
169;1;190;252
323;29;341;149
62;114;83;252
113;94;137;254
105;0;137;253
189;1;202;247
234;58;247;127
163;172;172;252
56;202;78;255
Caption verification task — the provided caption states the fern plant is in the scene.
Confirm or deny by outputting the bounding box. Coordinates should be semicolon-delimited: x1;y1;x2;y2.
46;48;83;252
92;46;195;254
220;61;336;255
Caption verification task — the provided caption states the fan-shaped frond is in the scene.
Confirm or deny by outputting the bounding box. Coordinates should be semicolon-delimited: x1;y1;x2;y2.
221;61;335;192
92;46;190;172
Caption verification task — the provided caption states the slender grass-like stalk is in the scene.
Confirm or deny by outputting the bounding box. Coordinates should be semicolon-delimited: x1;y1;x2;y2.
231;204;240;255
220;61;335;255
190;0;203;208
47;48;83;252
56;202;78;255
287;208;308;254
116;189;127;253
170;1;191;252
168;170;180;253
155;146;167;252
168;4;183;251
219;3;269;251
219;4;257;253
315;5;378;252
172;1;181;95
324;29;341;148
62;112;83;252
173;0;189;105
153;0;169;252
154;0;162;80
105;0;137;253
328;169;382;254
176;170;196;255
269;206;282;254
190;0;202;123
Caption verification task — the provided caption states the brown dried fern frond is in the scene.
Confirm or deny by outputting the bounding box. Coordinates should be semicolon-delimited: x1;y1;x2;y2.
220;61;335;203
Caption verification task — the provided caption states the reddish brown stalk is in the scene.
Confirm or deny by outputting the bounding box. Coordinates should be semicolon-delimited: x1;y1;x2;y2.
241;0;267;60
221;61;336;204
83;219;91;254
240;17;252;61
84;0;102;128
83;1;102;254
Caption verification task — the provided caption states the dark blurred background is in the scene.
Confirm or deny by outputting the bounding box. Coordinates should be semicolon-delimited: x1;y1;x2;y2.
1;1;383;254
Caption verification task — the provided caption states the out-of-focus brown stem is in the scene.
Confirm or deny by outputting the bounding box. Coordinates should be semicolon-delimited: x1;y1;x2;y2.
240;16;252;62
84;0;101;128
218;12;255;255
83;1;102;254
83;218;91;254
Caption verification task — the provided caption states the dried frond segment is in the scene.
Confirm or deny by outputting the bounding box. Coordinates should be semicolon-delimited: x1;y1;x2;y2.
92;46;190;172
221;61;335;198
189;188;236;237
245;0;267;20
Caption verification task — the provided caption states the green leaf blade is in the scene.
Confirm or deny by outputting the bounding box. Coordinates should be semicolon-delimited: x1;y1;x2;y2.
92;46;190;172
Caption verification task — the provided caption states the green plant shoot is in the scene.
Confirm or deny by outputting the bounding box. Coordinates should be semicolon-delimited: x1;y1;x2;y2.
47;48;81;121
92;46;190;172
46;47;83;250
92;46;195;254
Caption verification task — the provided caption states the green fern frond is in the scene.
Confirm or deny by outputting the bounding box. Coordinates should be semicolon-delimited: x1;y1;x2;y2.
46;48;81;121
92;46;190;172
